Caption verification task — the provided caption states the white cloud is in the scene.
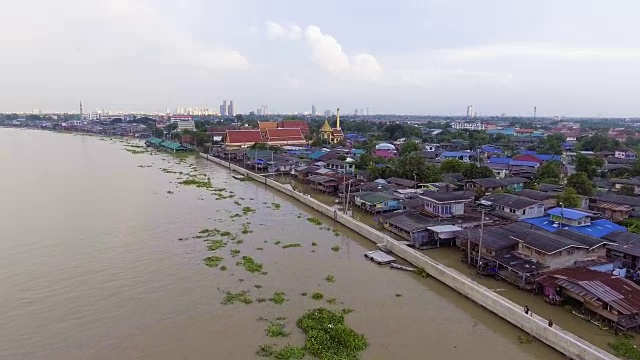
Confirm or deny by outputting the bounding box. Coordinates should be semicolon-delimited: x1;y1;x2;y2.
434;44;640;60
265;21;302;40
392;68;513;88
304;25;382;81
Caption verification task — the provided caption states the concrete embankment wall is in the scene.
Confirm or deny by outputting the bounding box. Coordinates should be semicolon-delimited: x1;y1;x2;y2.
200;153;617;360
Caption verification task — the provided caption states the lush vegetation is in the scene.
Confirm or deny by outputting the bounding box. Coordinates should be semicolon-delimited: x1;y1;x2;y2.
307;217;323;226
237;256;264;273
608;337;640;360
269;291;287;305
203;256;224;268
281;243;302;249
222;290;253;305
296;308;368;360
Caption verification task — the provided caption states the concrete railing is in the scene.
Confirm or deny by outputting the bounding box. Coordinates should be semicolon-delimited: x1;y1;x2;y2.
200;153;618;360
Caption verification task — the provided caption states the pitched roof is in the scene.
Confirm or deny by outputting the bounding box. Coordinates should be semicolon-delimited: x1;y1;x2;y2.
258;121;278;130
482;193;542;210
379;211;439;232
547;207;590;220
512;154;543;163
469;177;528;188
595;193;640;207
420;191;475;203
265;128;305;142
538;183;564;193
460;226;521;251
519;189;555;201
278;120;309;134
611;178;640;186
536;267;640;316
385;177;418;188
225;129;262;144
511;229;588;254
331;128;344;136
488;157;512;164
356;192;396;204
604;231;640;258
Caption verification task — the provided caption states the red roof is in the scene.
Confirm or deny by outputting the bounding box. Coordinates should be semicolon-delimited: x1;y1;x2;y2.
512;154;543;163
225;130;262;145
265;128;305;143
331;128;344;136
278;120;309;134
516;128;534;133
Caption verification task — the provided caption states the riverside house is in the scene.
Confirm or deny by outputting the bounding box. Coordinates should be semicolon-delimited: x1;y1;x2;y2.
481;193;545;219
354;192;400;213
511;228;612;270
419;191;475;217
378;211;463;248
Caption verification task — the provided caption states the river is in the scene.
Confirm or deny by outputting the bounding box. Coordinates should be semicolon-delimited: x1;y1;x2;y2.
0;128;563;360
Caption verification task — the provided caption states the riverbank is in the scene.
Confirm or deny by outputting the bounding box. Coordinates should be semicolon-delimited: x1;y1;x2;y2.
200;152;617;360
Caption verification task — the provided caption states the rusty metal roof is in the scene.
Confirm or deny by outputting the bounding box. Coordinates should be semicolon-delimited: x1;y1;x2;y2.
537;267;640;316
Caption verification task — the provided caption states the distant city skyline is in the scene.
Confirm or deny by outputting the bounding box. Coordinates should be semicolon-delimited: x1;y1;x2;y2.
2;1;640;117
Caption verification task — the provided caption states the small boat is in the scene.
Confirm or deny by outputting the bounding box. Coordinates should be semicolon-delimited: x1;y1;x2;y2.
390;263;416;272
364;250;396;265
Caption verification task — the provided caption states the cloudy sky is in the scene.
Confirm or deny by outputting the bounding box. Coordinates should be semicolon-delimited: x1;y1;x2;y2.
2;0;639;116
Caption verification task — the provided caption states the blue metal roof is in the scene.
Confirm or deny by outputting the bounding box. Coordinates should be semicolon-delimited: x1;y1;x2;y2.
308;150;328;160
487;129;516;135
547;207;589;220
481;145;503;153
441;151;472;157
535;154;562;161
350;149;366;155
488;157;512;164
522;216;626;238
509;160;540;167
519;150;537;155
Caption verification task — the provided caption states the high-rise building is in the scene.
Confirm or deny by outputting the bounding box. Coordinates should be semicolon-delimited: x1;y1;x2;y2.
221;101;228;117
354;108;358;115
311;104;317;116
466;105;474;117
228;101;235;117
366;107;369;116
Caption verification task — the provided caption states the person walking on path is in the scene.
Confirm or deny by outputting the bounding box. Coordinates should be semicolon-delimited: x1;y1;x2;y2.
548;319;554;328
524;305;530;315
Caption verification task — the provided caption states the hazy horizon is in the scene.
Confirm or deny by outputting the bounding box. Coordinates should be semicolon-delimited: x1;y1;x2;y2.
2;1;640;117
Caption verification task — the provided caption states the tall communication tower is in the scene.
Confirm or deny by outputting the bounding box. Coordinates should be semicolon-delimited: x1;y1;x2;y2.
80;101;83;119
533;106;537;119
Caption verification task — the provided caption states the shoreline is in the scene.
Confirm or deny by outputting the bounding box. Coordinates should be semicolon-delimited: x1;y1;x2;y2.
200;152;617;360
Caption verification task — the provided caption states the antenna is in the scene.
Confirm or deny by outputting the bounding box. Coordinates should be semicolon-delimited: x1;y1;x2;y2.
533;106;537;119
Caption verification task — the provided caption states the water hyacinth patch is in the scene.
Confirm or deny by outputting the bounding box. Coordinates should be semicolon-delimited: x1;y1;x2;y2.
203;256;224;268
306;217;323;226
221;290;253;305
237;256;263;273
206;239;227;251
269;291;287;305
281;243;301;249
266;323;290;338
296;307;368;360
311;292;324;300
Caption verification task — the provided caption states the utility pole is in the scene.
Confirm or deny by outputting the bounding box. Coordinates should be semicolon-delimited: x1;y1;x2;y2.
477;209;485;270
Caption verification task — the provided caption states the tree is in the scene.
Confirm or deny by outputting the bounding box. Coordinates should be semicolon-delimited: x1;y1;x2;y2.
575;154;604;179
566;172;595;196
395;153;441;183
538;133;566;155
535;161;562;184
619;184;636;196
462;163;494;179
556;187;580;208
440;159;465;174
577;133;620;152
400;140;421;157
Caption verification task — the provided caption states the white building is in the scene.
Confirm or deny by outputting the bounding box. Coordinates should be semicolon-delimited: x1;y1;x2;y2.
170;115;195;131
466;105;475;117
451;121;486;131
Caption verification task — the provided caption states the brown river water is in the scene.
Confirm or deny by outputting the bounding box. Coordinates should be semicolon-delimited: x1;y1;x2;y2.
0;129;566;359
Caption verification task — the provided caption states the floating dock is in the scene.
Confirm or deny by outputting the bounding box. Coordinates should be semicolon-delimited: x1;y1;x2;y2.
364;250;396;265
